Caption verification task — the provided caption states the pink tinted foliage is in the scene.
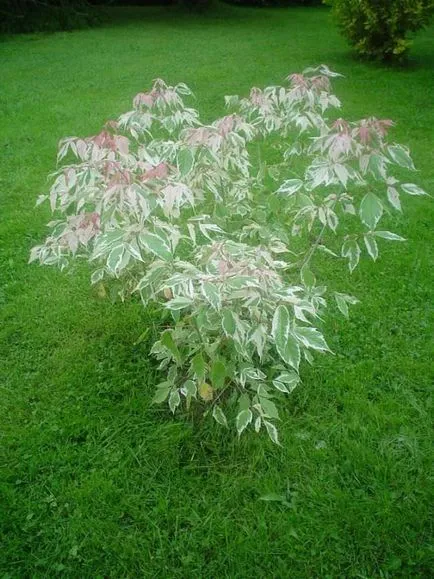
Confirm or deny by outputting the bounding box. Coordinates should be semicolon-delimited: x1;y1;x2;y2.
310;75;331;92
216;115;236;137
141;162;171;182
356;118;395;145
60;212;101;253
185;127;211;146
91;131;129;155
332;118;350;134
133;92;155;109
288;73;308;88
288;73;330;94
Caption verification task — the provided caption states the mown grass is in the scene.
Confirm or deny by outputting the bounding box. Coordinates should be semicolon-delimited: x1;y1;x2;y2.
0;4;433;577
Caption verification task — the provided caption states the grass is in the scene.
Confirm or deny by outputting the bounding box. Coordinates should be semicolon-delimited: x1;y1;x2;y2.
0;4;433;577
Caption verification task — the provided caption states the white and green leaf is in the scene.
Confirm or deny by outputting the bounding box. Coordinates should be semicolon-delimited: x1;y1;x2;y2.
374;231;406;241
177;148;194;177
359;192;383;230
165;296;193;311
276;179;303;196
387;186;401;211
139;232;172;261
222;309;237;337
169;389;181;413
364;233;378;261
236;409;253;436
293;326;330;352
212;405;228;427
388;145;415;170
201;281;221;311
264;421;280;445
341;239;361;272
400;183;428;196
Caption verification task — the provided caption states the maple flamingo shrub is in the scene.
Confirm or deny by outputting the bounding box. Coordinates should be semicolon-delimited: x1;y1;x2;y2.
30;66;428;443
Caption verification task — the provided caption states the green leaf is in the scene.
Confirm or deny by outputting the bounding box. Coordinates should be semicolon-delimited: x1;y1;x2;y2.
257;384;271;399
134;328;150;346
182;379;197;398
201;281;221;311
210;359;226;389
191;353;206;381
168;365;177;382
169;389;181;414
334;293;348;318
360;192;383;230
212;405;228;427
222;309;236;337
152;382;171;404
161;330;181;364
259;397;279;420
236;409;252;436
301;264;315;288
293;326;330;352
177;148;194;177
238;393;251;411
139;232;172;261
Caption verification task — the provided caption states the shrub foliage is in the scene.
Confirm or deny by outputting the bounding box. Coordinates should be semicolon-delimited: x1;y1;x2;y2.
327;0;434;60
31;66;428;443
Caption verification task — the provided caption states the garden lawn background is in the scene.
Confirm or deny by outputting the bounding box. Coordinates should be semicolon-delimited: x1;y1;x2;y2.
0;4;433;577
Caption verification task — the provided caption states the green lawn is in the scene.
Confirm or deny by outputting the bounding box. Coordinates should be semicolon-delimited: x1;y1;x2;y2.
1;4;433;577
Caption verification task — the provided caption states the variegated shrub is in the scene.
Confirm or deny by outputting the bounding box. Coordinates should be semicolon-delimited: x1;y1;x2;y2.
31;66;428;443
